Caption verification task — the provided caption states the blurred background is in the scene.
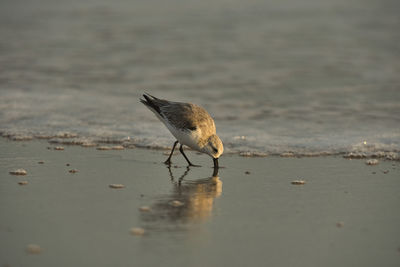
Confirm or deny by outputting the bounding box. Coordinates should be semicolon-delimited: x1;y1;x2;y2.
0;0;399;155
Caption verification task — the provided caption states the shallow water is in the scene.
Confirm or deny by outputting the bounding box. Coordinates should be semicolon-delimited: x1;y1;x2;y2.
1;140;400;266
1;0;400;156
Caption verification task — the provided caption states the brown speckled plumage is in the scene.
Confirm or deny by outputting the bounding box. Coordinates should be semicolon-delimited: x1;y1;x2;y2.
140;93;223;167
141;94;216;145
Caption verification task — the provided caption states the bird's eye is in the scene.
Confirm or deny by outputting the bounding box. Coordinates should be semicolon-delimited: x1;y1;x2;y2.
212;147;218;153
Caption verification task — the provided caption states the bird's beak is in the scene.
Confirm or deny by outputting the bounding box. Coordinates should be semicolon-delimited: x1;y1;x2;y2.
213;157;219;169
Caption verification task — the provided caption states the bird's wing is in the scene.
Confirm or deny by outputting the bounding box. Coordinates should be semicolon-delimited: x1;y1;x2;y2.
161;103;216;134
141;93;216;136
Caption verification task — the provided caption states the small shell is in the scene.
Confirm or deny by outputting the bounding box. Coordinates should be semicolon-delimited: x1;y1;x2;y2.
130;227;145;236
69;169;78;173
26;244;42;254
18;181;29;185
109;184;125;189
54;146;64;151
139;206;151;212
170;200;184;207
291;180;306;185
365;159;379;165
9;169;27;175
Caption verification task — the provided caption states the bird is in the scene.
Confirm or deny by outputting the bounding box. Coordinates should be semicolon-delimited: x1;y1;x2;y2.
140;93;223;169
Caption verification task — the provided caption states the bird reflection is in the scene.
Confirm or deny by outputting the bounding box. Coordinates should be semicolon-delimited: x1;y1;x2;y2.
139;166;222;230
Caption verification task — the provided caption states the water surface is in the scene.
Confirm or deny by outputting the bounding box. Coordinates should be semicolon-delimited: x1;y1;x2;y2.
1;0;399;156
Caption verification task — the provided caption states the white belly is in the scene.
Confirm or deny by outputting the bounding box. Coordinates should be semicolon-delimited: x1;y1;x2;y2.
151;111;203;151
164;121;202;151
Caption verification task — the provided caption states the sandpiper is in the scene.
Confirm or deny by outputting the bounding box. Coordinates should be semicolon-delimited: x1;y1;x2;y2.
140;93;223;168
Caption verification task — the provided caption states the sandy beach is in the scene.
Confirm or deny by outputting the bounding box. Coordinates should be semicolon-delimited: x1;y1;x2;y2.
1;0;400;266
1;138;399;267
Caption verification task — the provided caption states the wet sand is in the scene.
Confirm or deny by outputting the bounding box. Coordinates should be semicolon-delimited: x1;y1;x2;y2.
1;139;399;267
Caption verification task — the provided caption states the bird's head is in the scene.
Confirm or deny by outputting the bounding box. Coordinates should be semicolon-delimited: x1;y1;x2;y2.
203;134;224;160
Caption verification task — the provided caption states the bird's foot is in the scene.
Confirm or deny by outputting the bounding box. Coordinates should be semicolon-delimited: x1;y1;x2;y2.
188;163;201;167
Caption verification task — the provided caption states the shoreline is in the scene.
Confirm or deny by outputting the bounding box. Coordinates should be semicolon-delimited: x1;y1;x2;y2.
1;134;399;161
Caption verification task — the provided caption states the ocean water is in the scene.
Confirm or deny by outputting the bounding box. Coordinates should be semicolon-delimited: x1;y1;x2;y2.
1;0;399;157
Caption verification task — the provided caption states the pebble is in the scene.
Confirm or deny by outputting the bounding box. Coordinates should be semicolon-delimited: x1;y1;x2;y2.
383;170;389;174
112;145;124;150
69;169;78;173
139;206;151;212
66;163;70;166
130;227;145;236
54;146;64;151
109;184;125;189
38;161;44;164
18;181;29;185
245;171;251;175
336;222;344;228
365;159;379;165
291;180;306;185
26;244;42;254
170;200;184;207
9;169;27;175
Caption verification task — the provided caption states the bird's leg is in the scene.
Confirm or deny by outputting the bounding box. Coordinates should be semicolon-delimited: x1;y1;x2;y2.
213;157;219;169
179;144;201;167
164;140;179;165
